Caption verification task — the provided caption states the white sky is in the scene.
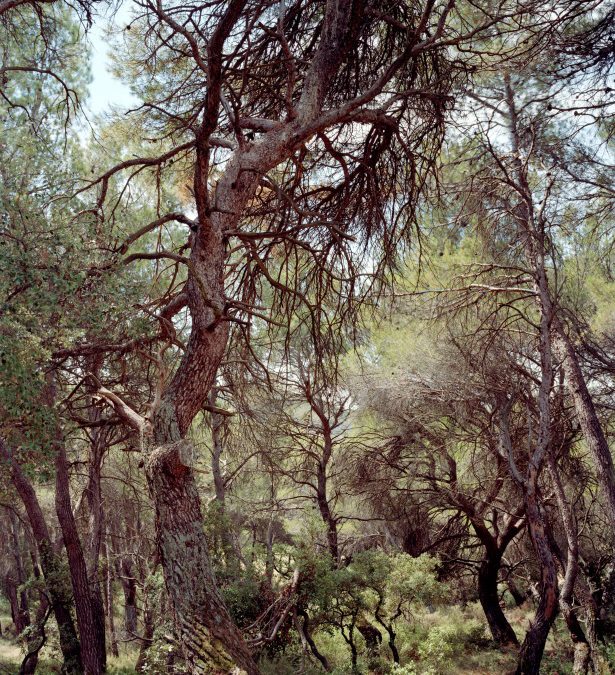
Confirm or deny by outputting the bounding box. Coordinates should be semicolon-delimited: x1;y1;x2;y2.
86;2;139;115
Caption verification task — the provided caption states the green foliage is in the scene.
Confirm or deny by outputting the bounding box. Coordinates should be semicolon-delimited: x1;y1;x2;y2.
138;625;183;675
222;572;269;629
416;611;486;672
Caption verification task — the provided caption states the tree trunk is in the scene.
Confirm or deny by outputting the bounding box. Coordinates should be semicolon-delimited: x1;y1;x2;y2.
560;606;590;675
316;450;338;565
5;573;27;634
553;324;615;531
316;490;339;565
55;438;107;674
516;491;558;675
8;511;31;633
105;538;119;658
506;577;526;607
19;592;51;675
2;440;84;674
477;551;519;646
577;582;602;673
145;438;258;674
135;582;155;673
297;609;330;672
135;597;154;673
119;559;138;638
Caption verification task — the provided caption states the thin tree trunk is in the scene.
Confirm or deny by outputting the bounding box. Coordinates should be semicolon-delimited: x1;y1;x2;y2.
297;608;330;672
55;437;107;674
553;324;615;531
119;560;138;638
209;390;239;576
20;592;50;675
8;511;31;633
315;430;339;565
502;75;559;675
105;537;119;658
5;573;26;634
1;440;83;674
547;454;593;674
316;471;339;565
462;506;522;646
576;581;602;672
134;583;155;673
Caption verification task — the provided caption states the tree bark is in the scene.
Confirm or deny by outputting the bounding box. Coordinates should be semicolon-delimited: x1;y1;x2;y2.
7;511;31;633
457;497;522;646
120;560;138;638
96;0;377;668
547;453;594;675
316;460;339;566
105;537;119;658
5;572;27;634
477;550;519;647
145;439;258;674
55;437;107;674
297;609;330;672
515;489;558;675
19;591;51;675
1;440;84;674
553;324;615;531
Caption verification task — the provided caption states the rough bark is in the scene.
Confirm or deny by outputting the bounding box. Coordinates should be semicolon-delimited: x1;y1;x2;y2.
145;439;258;674
97;0;397;669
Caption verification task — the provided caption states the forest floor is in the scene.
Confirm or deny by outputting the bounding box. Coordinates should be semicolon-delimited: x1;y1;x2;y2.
0;607;602;674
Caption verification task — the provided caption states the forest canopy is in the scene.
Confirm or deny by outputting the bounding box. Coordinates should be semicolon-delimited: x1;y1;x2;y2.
0;0;614;673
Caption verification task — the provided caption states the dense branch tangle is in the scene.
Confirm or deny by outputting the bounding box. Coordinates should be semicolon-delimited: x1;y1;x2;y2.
81;0;591;672
95;0;560;374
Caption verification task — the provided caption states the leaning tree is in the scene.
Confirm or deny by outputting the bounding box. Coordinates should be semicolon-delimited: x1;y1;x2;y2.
64;0;592;670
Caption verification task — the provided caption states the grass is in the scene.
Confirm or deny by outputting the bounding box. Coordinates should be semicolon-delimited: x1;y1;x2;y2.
0;632;139;675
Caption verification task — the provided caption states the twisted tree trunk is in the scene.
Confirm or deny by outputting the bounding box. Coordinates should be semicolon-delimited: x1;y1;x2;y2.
477;550;519;647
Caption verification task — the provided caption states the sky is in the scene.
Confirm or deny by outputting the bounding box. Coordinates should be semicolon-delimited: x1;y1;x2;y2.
86;3;139;115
